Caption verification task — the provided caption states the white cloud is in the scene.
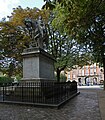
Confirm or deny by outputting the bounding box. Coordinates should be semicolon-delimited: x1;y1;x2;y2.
0;0;20;20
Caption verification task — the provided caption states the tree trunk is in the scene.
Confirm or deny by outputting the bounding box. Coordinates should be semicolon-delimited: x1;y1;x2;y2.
57;68;60;82
8;62;15;77
56;65;67;82
103;58;105;90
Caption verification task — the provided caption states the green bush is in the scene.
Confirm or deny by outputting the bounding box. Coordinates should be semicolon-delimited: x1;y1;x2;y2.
60;74;67;82
54;74;67;82
0;76;14;86
15;76;21;81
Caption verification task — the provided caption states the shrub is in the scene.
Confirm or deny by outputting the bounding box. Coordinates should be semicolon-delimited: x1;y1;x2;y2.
54;74;67;82
60;74;67;82
0;76;14;86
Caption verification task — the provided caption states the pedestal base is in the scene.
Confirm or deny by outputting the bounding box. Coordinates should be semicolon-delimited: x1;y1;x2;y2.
22;47;55;82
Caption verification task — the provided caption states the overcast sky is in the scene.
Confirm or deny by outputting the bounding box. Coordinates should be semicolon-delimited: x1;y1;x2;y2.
0;0;45;20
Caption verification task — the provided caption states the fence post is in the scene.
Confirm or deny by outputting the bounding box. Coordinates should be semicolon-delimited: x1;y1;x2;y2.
21;84;23;102
2;84;5;101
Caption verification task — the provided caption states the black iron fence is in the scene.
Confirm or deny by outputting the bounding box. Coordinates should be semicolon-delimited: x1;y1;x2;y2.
0;81;77;105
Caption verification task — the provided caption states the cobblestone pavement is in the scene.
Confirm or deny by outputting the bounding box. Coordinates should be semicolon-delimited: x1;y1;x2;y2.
0;89;101;120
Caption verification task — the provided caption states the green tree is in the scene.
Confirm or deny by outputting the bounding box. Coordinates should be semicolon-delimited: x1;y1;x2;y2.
46;13;81;82
43;1;95;81
46;0;105;86
49;0;105;63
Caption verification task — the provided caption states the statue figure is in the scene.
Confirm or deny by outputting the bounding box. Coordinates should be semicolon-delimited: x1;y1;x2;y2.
24;17;48;49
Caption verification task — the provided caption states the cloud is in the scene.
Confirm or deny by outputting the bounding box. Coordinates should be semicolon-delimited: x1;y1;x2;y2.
0;0;20;20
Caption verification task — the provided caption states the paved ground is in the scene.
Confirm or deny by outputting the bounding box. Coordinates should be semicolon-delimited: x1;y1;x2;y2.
0;86;105;120
96;89;105;120
78;85;103;89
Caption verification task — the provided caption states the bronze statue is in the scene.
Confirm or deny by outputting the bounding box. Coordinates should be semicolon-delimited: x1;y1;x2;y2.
24;16;48;49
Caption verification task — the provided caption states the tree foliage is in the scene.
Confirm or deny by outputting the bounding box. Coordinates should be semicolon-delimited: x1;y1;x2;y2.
0;3;94;82
46;13;85;81
0;6;49;77
47;0;105;64
41;0;105;84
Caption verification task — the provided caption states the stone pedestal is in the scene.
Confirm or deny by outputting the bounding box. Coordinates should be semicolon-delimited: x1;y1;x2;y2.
21;47;55;82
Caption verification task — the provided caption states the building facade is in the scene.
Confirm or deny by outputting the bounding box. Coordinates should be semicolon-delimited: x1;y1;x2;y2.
66;63;104;85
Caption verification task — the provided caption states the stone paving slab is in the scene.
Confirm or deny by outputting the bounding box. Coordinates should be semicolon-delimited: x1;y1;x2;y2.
97;90;105;120
0;89;102;120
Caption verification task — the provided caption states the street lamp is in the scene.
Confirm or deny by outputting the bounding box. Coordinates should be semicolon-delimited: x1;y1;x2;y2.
102;42;105;90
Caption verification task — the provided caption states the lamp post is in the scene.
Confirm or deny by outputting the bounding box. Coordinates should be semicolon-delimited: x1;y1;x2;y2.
102;42;105;90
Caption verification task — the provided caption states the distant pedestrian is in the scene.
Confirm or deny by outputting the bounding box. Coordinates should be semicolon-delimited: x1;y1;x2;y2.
78;78;81;86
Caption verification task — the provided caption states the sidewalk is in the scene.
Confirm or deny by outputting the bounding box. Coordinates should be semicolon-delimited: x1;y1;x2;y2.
79;86;105;120
0;87;104;120
78;85;103;89
96;89;105;120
